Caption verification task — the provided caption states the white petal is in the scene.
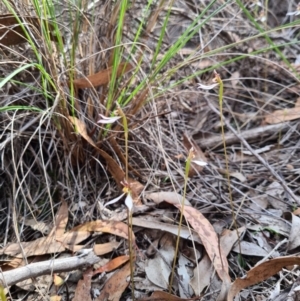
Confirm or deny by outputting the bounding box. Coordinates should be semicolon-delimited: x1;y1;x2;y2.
104;193;125;207
97;114;121;124
198;83;219;90
192;160;208;166
125;193;133;212
286;11;297;15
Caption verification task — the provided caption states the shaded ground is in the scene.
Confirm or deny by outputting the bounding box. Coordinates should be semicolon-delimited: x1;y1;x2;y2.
1;0;300;300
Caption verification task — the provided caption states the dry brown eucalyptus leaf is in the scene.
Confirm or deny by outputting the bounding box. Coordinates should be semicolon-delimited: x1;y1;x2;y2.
73;268;93;301
227;256;300;301
95;262;131;301
172;203;230;284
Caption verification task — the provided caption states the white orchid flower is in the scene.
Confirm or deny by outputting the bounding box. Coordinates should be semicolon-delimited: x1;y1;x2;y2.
97;114;121;124
197;82;219;90
192;160;208;167
104;192;125;207
104;180;134;212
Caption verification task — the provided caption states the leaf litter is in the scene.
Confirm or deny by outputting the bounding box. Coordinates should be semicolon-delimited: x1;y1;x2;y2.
1;1;300;301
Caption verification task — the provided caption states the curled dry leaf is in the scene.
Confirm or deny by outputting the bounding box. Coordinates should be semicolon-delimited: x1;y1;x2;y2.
71;220;135;242
93;255;130;275
0;14;61;47
172;203;230;283
227;256;300;301
95;262;131;301
72;62;133;88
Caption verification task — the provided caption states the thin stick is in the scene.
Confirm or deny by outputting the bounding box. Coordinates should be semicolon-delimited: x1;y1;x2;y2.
0;252;100;287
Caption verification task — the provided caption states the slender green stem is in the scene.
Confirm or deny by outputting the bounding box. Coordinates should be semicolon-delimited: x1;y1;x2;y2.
169;150;193;293
117;105;129;181
118;104;134;299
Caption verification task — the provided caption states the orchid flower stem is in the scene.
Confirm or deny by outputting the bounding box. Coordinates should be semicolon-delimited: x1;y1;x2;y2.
118;105;134;298
169;151;193;293
127;208;135;301
117;105;128;181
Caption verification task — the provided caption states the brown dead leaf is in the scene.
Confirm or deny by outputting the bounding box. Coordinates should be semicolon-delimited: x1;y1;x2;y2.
50;296;62;301
265;107;300;124
53;274;64;286
145;191;191;206
227;256;300;301
0;14;61;47
73;62;133;88
93;255;130;275
0;236;65;258
56;230;91;247
95;262;131;301
183;134;207;177
73;268;93;301
71;220;135;242
93;241;120;255
138;291;202;301
172;203;229;283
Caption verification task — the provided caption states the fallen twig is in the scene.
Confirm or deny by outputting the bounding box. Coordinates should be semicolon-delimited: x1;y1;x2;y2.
0;251;100;287
196;122;290;149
